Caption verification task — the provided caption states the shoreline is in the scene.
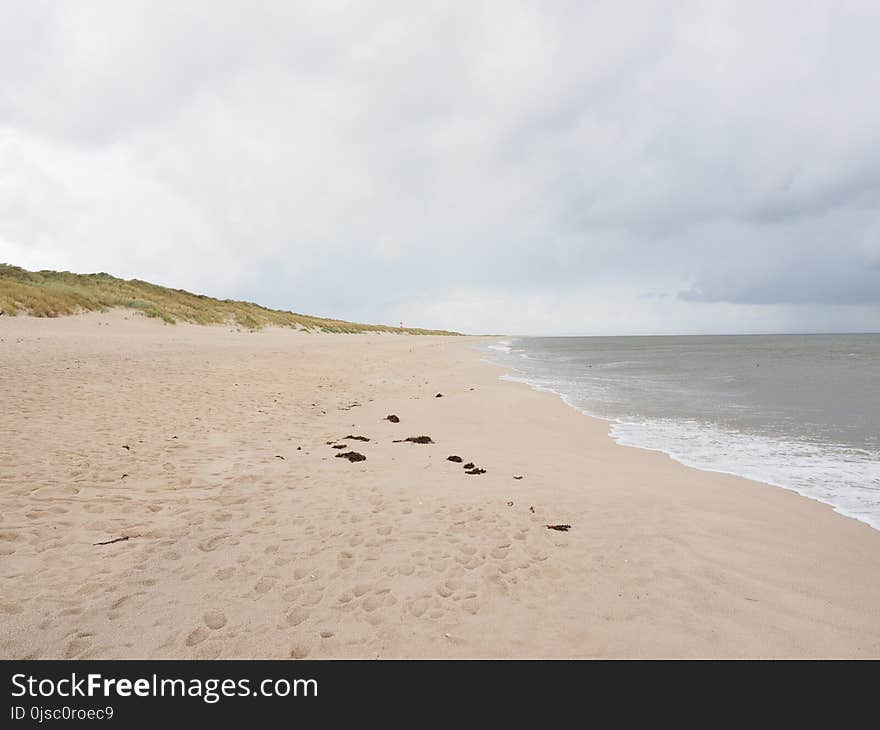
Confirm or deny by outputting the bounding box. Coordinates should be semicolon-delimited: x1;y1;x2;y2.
480;338;880;537
481;345;880;533
2;312;879;658
483;335;880;532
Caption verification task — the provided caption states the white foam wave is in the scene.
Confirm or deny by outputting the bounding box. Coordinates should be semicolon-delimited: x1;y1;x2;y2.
487;339;513;354
611;419;880;530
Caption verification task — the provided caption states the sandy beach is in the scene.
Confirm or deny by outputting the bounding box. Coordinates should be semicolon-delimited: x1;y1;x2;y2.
1;311;879;659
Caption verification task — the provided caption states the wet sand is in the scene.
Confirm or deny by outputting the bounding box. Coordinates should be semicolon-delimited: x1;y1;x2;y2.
1;311;879;658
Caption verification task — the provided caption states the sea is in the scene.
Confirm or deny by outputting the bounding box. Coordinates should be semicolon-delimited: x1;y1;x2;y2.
482;334;880;530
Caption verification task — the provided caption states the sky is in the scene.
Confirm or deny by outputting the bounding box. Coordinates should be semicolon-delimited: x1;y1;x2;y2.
1;1;879;335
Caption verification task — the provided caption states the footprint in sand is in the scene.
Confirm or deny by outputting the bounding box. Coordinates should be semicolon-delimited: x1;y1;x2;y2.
337;550;355;569
204;610;227;630
408;598;429;617
527;547;549;562
185;627;210;647
431;558;449;573
455;553;483;570
360;594;383;612
289;643;311;659
63;633;95;659
436;580;458;598
109;593;144;611
198;534;229;552
286;606;309;626
300;589;324;606
254;577;276;594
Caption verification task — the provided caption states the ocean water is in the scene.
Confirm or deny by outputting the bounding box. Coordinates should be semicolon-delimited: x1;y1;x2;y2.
483;335;880;530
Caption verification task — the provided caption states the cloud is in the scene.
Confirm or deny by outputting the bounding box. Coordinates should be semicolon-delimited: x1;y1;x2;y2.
1;1;879;333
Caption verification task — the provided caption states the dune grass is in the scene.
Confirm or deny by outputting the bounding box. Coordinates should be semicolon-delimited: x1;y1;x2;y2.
0;264;460;335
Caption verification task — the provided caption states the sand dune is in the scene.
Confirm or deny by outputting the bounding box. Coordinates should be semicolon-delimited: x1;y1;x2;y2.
1;311;879;658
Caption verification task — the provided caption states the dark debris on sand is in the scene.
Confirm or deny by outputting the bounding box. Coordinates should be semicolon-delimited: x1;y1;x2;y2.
435;393;443;398
343;435;370;442
385;414;400;423
463;462;474;469
94;536;131;546
335;451;366;463
447;455;463;463
546;524;571;532
465;467;486;475
393;436;434;444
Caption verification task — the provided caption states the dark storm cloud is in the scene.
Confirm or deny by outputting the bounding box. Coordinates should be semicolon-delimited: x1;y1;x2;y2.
1;1;879;334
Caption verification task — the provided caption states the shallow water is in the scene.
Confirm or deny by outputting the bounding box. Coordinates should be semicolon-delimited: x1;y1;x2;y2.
484;334;880;530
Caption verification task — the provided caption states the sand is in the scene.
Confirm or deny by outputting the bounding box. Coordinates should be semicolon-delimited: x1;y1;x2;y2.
1;310;879;658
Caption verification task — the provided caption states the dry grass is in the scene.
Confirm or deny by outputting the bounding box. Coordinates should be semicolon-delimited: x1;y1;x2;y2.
0;264;460;335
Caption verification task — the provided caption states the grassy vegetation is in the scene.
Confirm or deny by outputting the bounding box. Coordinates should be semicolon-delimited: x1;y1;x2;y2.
0;264;460;335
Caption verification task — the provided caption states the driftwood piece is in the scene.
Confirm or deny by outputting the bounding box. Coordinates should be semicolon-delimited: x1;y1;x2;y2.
94;536;131;546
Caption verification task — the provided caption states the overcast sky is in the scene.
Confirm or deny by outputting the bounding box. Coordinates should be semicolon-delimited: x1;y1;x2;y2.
2;1;879;334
